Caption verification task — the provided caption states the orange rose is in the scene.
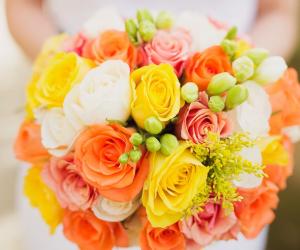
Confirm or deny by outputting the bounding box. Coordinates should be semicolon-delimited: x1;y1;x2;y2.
75;124;149;202
266;68;300;134
185;46;232;90
63;210;128;250
82;30;137;69
140;221;185;250
234;181;279;239
14;121;49;164
264;136;294;190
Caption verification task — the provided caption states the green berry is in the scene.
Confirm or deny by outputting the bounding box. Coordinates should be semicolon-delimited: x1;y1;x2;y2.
208;96;225;112
139;20;156;42
181;82;199;103
155;11;174;29
207;72;237;96
225;85;249;110
233;56;254;82
146;137;161;152
160;134;179;156
130;133;143;146
144;116;163;135
129;149;142;163
119;153;129;164
137;9;154;24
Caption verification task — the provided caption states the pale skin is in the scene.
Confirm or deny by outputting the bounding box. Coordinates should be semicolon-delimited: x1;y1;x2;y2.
5;0;299;60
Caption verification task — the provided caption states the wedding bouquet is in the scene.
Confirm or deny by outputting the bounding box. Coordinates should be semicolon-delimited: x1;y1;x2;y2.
14;7;300;250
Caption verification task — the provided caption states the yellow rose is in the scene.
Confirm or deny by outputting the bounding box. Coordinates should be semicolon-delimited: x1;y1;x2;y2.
131;64;181;128
261;137;289;166
142;142;208;228
24;166;64;233
26;52;93;114
25;34;69;120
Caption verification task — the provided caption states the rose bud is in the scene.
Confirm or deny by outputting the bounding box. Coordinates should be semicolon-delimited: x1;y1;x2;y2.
155;11;174;29
160;134;179;156
144;116;163;135
139;20;156;42
225;85;249;110
181;82;199;103
137;9;154;23
146;137;161;152
225;26;238;40
233;56;254;82
208;96;225;113
253;56;287;85
129;149;142;162
243;48;269;66
125;18;138;44
207;72;237;96
130;132;144;146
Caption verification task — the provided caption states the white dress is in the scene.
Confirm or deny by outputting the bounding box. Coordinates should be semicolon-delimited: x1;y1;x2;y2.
17;1;268;250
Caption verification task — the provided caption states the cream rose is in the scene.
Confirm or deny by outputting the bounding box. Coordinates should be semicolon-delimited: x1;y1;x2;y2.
233;146;263;189
82;7;124;38
92;196;140;222
227;81;272;137
64;60;131;129
176;11;226;52
40;108;79;156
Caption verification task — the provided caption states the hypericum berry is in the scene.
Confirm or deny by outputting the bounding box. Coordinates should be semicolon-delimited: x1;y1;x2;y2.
139;20;156;42
144;116;163;135
160;134;179;156
207;72;237;96
208;96;225;113
146;137;161;152
181;82;199;103
243;48;269;66
233;56;254;82
225;85;249;110
129;149;142;163
118;153;129;164
155;11;174;29
130;133;144;146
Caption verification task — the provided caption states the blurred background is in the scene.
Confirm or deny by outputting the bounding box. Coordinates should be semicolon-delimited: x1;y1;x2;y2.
0;0;300;249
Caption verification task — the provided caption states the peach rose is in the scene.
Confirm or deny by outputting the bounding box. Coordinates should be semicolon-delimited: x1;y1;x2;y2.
42;153;98;211
75;124;149;202
140;221;185;250
181;201;239;250
185;46;232;90
63;210;128;250
264;136;294;190
14;121;49;164
235;180;279;239
82;30;137;69
266;68;300;134
63;33;88;56
140;29;192;76
176;92;231;143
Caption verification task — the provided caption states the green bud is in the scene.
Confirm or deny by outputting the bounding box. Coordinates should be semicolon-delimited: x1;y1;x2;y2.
160;134;179;156
243;48;269;66
225;85;249;110
181;82;199;103
221;39;237;58
118;153;129;164
144;116;163;135
130;133;143;146
125;19;138;35
129;149;142;162
233;56;254;82
225;26;238;40
208;96;225;112
146;137;161;152
207;72;237;96
139;20;156;42
137;9;154;23
155;11;174;29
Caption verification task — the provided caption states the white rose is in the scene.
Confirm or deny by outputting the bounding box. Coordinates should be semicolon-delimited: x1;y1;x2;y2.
82;6;125;38
176;11;226;52
233;146;263;189
64;60;131;128
253;56;287;85
227;81;272;137
283;125;300;143
40;108;79;156
92;196;140;222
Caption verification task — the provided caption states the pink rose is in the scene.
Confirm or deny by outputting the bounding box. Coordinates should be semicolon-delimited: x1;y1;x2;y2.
181;201;239;250
42;153;98;211
140;28;192;76
176;92;231;143
63;33;88;56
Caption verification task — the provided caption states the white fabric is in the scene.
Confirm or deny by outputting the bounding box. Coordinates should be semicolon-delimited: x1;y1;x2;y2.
17;165;268;250
44;0;258;34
